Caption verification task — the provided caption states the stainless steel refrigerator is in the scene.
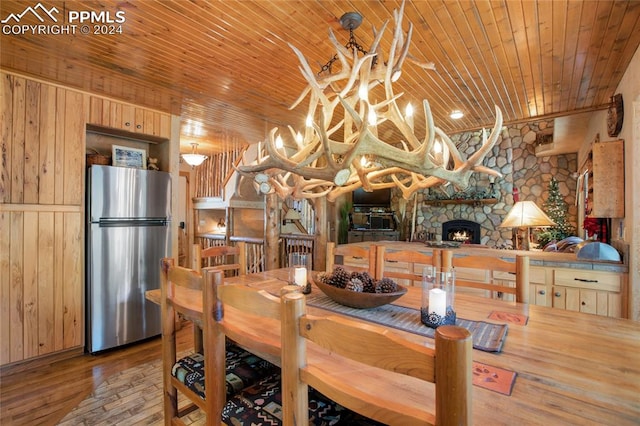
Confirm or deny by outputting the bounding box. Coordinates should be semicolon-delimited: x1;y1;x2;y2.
86;165;171;353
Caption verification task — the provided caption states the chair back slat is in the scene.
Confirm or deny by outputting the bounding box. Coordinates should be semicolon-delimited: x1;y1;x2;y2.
281;292;473;425
300;314;436;381
375;246;442;285
166;264;203;291
216;284;282;321
326;242;377;276
442;250;530;303
193;242;246;275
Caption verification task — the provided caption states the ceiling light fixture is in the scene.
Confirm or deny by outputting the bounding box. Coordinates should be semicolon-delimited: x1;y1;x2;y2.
182;143;208;167
238;1;503;201
450;110;464;119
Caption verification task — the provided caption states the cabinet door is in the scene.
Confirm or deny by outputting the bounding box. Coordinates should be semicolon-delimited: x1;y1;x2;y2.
592;140;624;217
109;103;142;132
530;283;548;306
552;286;579;311
1;210;83;365
578;289;599;315
87;96;108;126
134;107;147;133
553;286;619;317
141;108;170;137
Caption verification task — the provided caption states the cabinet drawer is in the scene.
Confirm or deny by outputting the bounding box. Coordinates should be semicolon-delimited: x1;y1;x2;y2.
554;269;620;292
376;231;399;241
494;266;545;284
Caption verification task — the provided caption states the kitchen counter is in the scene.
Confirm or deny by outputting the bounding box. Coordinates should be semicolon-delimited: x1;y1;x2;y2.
344;241;628;273
343;241;629;318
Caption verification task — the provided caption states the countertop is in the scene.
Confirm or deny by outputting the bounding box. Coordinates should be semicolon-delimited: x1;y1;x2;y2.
345;241;628;273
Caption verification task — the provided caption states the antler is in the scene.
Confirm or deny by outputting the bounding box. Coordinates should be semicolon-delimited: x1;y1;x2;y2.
237;0;503;201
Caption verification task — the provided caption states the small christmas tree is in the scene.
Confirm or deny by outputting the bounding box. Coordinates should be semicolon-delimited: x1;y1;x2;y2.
536;177;575;248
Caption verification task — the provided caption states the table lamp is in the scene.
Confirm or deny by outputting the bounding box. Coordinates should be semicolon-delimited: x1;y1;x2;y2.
499;200;555;250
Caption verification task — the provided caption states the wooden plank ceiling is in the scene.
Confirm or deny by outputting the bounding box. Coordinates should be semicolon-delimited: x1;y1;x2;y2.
2;0;640;155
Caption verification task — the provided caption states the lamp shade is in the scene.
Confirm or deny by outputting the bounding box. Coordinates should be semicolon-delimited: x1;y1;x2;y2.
182;143;208;167
182;153;207;167
499;201;555;228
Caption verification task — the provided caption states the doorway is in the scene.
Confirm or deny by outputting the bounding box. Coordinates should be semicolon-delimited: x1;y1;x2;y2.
177;173;190;267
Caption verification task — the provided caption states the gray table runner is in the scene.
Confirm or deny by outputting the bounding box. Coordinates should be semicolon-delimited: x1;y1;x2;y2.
304;291;508;353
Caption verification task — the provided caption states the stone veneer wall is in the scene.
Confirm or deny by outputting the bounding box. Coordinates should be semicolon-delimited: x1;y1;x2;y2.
392;119;579;248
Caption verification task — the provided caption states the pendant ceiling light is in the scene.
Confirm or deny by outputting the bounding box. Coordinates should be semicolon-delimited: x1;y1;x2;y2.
182;143;208;167
450;110;464;119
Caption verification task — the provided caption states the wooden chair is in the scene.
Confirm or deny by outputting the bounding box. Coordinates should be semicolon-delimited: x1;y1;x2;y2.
216;284;364;424
326;241;377;276
161;258;222;424
441;250;530;303
211;280;285;424
281;291;473;425
192;241;246;276
375;246;443;286
189;242;248;355
162;259;283;425
189;242;245;353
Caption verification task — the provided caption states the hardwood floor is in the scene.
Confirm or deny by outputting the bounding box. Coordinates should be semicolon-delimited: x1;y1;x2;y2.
0;322;195;425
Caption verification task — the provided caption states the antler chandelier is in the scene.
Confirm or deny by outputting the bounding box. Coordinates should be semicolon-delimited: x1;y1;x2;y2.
238;1;503;201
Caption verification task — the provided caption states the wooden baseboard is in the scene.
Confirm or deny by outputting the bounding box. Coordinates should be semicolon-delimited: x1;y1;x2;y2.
0;346;84;378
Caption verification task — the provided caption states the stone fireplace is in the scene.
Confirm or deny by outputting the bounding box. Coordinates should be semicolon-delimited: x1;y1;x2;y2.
442;220;481;244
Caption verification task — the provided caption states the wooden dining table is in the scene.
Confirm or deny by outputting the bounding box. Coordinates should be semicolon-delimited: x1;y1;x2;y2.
147;268;640;425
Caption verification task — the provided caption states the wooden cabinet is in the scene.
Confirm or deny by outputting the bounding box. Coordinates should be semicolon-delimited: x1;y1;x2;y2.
588;140;624;218
551;268;625;317
348;230;399;243
87;96;171;139
2;72;178;367
1;73;84;366
491;266;547;303
496;263;626;318
329;242;628;318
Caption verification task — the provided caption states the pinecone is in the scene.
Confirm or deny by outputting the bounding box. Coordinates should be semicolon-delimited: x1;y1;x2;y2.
345;278;364;292
316;271;330;284
375;277;398;293
350;271;376;293
328;266;350;288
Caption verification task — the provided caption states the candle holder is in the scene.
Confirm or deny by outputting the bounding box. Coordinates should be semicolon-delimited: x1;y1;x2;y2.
421;266;456;328
288;252;312;294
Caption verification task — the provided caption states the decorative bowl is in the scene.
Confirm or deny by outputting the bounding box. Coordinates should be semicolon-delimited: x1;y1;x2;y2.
424;240;462;248
310;272;408;309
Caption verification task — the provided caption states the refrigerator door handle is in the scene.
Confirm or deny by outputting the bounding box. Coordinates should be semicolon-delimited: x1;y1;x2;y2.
98;218;169;227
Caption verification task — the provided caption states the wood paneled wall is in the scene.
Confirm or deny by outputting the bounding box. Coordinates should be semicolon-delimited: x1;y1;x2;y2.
193;142;246;198
1;74;84;204
1;73;84;365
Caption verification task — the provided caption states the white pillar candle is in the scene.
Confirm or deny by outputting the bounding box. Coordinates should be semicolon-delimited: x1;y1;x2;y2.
429;288;447;317
294;267;307;287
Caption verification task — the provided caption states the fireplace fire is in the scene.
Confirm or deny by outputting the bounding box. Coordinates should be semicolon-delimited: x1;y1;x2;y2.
442;220;481;244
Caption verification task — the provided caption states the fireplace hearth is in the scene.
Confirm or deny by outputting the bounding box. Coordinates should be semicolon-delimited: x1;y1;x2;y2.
442;220;481;244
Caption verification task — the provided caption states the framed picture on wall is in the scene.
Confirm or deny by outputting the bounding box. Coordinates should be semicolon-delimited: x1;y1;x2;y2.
112;145;147;169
